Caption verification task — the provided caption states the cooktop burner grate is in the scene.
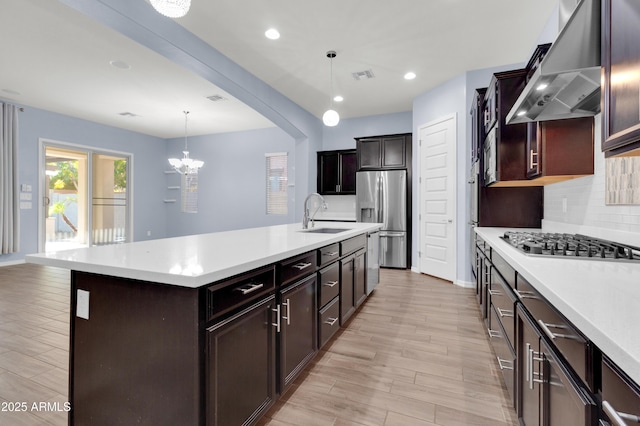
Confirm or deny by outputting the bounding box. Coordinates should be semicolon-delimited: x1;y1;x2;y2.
500;232;640;262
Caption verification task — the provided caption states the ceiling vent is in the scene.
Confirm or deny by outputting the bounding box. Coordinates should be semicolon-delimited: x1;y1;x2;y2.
352;69;375;81
206;94;228;102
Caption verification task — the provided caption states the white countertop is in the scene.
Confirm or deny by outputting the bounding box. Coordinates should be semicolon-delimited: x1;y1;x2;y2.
26;222;381;288
476;227;640;385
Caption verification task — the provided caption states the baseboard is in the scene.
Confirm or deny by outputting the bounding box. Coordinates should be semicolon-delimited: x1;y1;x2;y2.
455;279;475;289
0;259;26;268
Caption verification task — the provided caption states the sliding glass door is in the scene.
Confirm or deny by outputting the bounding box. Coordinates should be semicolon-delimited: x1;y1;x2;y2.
41;141;131;252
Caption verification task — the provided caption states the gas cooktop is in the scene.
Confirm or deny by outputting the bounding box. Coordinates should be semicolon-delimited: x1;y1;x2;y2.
500;231;640;262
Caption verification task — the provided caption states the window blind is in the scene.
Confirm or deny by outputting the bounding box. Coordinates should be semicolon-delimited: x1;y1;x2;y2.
266;152;288;215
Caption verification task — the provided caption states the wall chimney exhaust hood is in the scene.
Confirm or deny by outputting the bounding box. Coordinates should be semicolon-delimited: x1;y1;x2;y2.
506;0;601;124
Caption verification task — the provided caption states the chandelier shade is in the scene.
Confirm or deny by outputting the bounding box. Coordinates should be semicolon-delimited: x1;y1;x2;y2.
150;0;191;18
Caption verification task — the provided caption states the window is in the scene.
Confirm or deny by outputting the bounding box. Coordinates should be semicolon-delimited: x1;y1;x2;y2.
266;152;288;215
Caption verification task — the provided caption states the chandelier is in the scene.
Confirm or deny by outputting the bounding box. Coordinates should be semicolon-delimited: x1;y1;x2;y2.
168;111;204;175
150;0;191;18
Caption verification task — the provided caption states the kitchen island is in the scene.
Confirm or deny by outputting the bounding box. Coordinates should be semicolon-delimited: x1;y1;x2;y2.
27;222;382;426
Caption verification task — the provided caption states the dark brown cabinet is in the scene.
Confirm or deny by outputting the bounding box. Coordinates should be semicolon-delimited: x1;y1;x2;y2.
339;236;367;325
602;0;640;157
278;274;317;394
340;254;356;325
600;355;640;425
526;117;595;184
356;134;411;170
317;150;356;194
207;296;276;426
471;87;487;163
354;249;366;308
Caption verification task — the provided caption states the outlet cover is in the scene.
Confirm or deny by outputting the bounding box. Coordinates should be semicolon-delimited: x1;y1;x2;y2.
77;289;89;320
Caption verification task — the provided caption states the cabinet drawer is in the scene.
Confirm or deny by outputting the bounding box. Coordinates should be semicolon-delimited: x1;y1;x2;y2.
207;265;275;322
279;251;317;286
488;270;516;349
492;250;515;289
488;306;516;404
516;274;589;387
318;243;340;267
341;234;366;256
318;263;340;307
601;355;640;425
318;296;340;348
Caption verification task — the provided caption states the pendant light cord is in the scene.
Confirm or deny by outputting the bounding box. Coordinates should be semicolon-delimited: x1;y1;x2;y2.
183;111;190;151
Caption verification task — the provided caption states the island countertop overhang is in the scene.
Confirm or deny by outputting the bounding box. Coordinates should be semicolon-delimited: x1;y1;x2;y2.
26;222;382;288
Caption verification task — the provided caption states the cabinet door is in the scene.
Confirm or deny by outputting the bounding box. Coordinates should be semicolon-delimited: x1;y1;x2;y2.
381;136;406;168
602;0;640;156
340;255;356;324
517;306;542;426
318;152;340;194
340;151;357;193
354;250;366;307
207;296;276;426
357;138;382;169
279;275;317;393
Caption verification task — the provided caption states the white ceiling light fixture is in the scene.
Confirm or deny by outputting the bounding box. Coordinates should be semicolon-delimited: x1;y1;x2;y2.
149;0;191;18
168;111;204;175
265;28;280;40
404;71;417;80
333;95;344;102
322;50;340;127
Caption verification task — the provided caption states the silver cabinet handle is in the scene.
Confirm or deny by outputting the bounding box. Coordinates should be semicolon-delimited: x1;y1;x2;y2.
537;319;578;341
488;289;501;296
323;251;339;257
292;262;312;270
497;357;513;371
487;328;501;339
498;308;513;318
282;299;291;325
272;305;281;333
527;344;544;390
602;400;640;425
234;282;264;295
514;289;537;300
323;280;338;287
324;317;338;326
529;149;538;168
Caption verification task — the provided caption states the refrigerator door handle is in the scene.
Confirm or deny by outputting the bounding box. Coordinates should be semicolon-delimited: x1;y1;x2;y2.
380;231;405;238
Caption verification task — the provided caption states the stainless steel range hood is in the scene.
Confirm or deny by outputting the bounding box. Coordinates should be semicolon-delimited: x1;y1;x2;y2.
506;0;601;124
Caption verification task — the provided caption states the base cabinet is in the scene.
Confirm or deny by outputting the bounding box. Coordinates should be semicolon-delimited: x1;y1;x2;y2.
207;296;277;426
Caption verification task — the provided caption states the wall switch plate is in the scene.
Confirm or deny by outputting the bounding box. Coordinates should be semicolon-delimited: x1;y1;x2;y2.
562;197;568;213
77;289;90;320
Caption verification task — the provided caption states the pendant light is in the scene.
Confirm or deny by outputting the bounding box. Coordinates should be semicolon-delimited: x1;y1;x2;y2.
168;111;204;175
150;0;191;18
322;51;340;127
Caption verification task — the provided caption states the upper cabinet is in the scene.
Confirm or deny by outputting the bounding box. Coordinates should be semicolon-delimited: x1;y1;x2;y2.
355;134;412;170
602;0;640;157
471;88;487;164
317;150;356;195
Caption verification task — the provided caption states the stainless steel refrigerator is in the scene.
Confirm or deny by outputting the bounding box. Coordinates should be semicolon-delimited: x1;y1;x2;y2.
356;170;407;268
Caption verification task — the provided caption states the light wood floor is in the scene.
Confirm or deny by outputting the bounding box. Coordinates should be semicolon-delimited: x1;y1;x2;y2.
0;264;517;426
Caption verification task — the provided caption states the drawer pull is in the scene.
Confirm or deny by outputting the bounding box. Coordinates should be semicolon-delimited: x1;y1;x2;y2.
527;344;544;390
282;299;291;325
234;282;264;295
537;320;579;341
272;305;281;333
514;289;537;300
292;262;312;270
324;317;338;326
602;400;640;425
323;251;339;257
487;328;501;338
488;289;502;296
497;357;513;371
497;308;513;318
324;280;339;287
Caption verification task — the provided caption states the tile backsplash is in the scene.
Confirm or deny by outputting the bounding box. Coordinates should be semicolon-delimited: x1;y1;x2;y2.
544;114;640;243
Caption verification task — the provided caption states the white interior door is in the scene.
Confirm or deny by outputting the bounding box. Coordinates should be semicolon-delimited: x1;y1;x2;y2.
418;114;456;281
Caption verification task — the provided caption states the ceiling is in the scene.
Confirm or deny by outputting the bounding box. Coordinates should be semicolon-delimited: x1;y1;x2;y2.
0;0;558;139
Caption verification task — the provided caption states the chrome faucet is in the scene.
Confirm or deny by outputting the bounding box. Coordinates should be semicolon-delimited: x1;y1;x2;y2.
302;193;328;229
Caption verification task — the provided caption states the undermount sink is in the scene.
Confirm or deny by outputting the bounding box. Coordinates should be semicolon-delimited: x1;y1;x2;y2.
299;227;352;234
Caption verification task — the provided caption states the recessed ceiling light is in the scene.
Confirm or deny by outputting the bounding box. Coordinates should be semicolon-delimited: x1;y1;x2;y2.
333;95;344;102
536;83;548;91
265;28;280;40
110;60;131;70
404;72;416;80
517;110;527;117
